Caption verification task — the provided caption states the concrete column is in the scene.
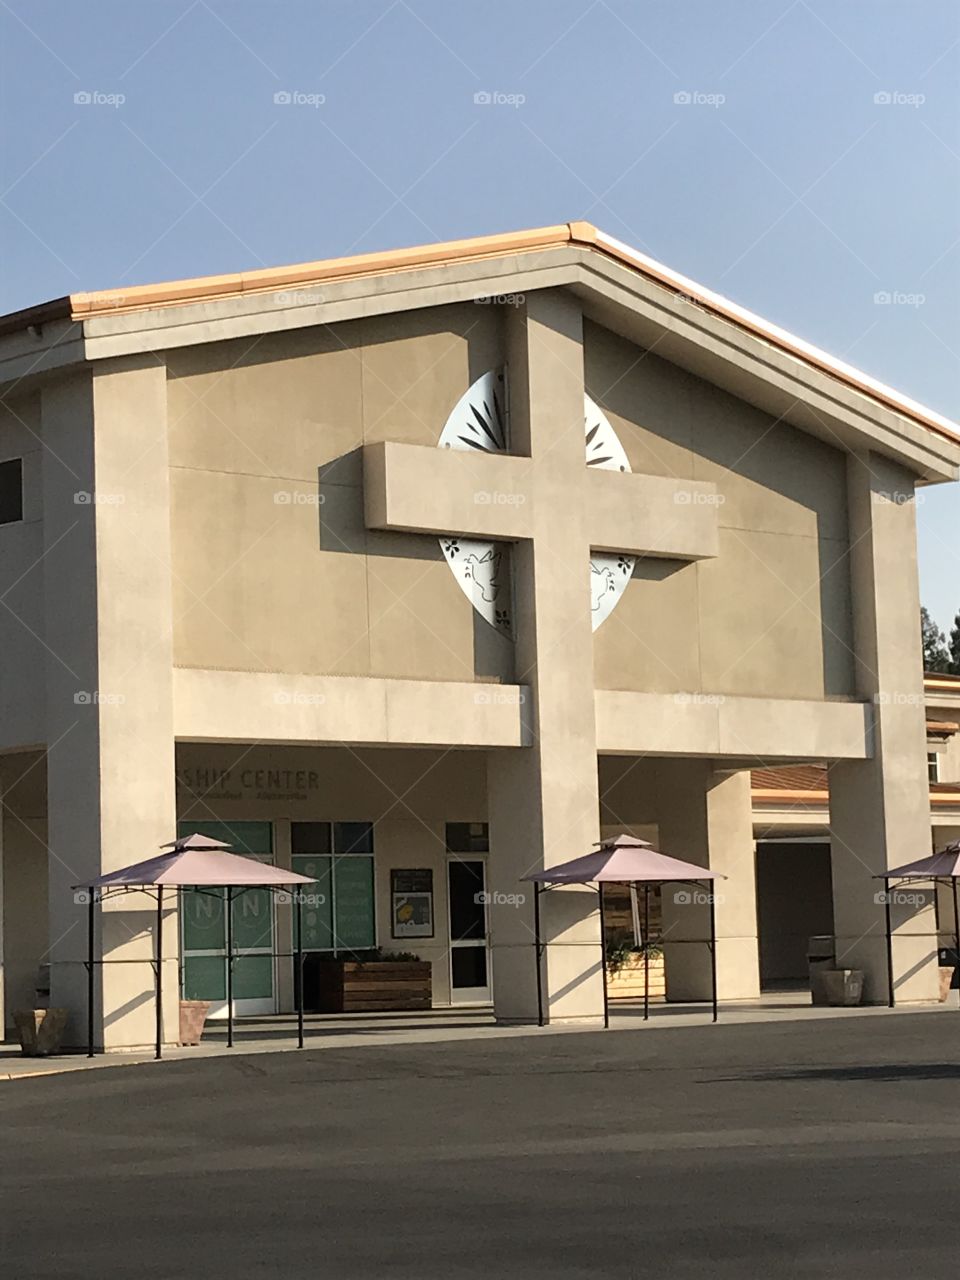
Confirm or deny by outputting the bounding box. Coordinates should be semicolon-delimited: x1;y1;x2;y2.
487;291;605;1024
656;760;759;1001
829;452;939;1003
42;360;178;1050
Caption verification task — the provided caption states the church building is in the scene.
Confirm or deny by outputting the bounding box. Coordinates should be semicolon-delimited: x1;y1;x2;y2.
1;223;958;1049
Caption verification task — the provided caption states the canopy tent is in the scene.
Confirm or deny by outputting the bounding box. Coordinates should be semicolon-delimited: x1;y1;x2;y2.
74;833;315;1060
521;834;726;1027
875;840;960;1009
85;833;315;887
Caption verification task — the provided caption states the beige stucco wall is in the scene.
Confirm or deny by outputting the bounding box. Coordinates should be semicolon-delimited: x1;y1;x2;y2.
938;738;960;785
0;394;45;750
165;304;855;701
585;321;854;699
166;305;511;685
927;695;960;783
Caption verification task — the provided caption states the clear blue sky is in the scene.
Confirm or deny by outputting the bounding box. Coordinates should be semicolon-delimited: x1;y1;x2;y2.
2;0;957;628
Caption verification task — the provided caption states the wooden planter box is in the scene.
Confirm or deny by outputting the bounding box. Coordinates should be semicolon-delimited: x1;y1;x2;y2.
607;953;665;1002
316;961;432;1013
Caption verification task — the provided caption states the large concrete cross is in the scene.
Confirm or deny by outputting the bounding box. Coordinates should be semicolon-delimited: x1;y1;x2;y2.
362;290;720;1021
364;309;718;624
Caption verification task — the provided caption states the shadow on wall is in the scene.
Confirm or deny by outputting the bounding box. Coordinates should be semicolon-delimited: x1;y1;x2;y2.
316;451;515;684
585;320;855;697
313;308;516;685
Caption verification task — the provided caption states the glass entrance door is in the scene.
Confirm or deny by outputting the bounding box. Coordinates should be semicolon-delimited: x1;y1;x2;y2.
179;821;276;1018
447;858;491;1003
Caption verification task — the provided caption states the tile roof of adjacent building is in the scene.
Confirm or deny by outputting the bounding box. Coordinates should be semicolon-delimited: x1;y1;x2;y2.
1;222;958;446
751;764;960;807
925;672;960;692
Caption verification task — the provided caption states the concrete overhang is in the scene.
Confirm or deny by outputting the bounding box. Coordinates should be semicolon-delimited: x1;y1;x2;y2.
595;690;873;761
2;222;958;482
170;671;871;762
172;669;532;749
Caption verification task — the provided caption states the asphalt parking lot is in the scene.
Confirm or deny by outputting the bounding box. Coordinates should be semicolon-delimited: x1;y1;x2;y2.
2;1011;960;1278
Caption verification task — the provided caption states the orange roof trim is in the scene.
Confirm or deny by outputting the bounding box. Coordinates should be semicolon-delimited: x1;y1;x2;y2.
4;221;958;446
69;225;575;317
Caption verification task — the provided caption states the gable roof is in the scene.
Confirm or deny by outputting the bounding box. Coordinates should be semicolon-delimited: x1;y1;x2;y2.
2;222;958;472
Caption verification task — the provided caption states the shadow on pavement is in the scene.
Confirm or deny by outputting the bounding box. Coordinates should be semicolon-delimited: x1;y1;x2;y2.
712;1063;960;1083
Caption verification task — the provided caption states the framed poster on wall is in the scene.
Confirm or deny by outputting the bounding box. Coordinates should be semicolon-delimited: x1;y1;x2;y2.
391;869;434;939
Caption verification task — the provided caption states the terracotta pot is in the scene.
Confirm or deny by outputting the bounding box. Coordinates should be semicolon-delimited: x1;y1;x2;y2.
938;966;955;1003
13;1008;68;1057
179;1000;211;1046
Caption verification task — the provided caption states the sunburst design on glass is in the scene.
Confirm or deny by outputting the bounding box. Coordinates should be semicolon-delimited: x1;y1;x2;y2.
437;369;635;635
584;398;636;629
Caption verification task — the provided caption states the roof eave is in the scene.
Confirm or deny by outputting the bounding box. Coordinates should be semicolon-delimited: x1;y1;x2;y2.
1;222;957;467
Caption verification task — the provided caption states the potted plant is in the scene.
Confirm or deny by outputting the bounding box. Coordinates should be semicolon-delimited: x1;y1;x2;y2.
316;949;432;1012
179;999;211;1045
605;931;665;1000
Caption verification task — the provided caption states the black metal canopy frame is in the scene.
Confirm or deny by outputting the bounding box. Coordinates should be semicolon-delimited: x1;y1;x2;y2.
80;884;307;1060
531;877;719;1029
875;873;960;1009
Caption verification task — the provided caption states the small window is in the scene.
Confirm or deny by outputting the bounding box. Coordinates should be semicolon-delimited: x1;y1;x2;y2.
291;822;332;856
446;822;489;853
333;821;373;855
928;753;940;783
0;458;23;525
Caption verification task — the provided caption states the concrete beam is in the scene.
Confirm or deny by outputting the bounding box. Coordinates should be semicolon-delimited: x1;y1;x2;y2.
363;442;533;540
363;442;719;561
595;690;871;760
587;468;718;559
173;669;531;748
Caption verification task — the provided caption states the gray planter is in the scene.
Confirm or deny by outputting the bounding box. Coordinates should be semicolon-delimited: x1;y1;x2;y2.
13;1008;68;1057
820;969;863;1007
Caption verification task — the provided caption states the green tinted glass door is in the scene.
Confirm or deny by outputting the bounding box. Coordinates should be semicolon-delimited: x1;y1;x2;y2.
178;822;276;1015
232;881;275;1001
292;855;334;950
334;857;376;949
182;888;227;1000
